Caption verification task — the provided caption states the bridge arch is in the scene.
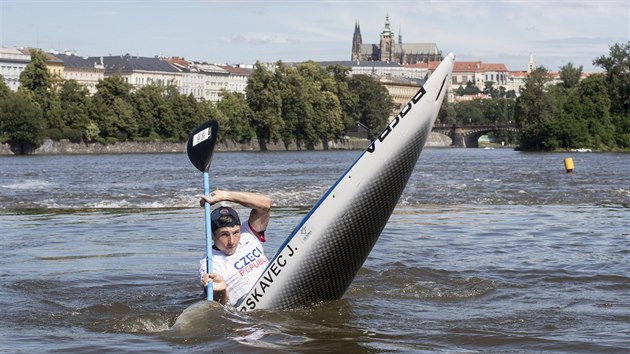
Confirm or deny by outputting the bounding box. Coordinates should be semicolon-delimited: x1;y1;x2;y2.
432;125;519;148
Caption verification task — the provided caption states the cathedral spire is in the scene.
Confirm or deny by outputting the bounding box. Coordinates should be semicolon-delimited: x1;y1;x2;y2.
379;13;395;62
351;20;363;61
381;13;394;36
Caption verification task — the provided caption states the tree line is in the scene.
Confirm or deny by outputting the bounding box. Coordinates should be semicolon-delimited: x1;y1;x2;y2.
0;49;394;153
513;42;630;151
439;42;630;151
2;43;629;153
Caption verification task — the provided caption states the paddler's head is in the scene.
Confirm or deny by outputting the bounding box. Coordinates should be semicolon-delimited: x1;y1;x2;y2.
211;206;241;256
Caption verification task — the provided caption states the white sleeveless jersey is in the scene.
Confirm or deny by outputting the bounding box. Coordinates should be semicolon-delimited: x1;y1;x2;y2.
199;222;268;306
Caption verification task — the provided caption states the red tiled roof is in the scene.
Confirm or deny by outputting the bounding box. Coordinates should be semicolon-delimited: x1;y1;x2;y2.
163;56;189;68
218;65;252;75
408;60;508;73
453;61;508;72
481;63;508;71
509;71;529;77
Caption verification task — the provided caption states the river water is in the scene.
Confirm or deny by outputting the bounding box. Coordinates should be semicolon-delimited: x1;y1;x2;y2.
1;148;628;352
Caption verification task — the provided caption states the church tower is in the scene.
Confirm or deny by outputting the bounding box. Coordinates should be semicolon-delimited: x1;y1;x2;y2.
351;20;363;61
527;54;535;74
379;14;395;62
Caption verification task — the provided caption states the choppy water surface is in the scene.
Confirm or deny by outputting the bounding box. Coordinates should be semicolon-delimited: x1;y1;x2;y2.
1;149;629;352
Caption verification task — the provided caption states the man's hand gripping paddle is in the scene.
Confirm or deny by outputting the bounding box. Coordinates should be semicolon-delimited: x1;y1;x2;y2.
186;120;219;301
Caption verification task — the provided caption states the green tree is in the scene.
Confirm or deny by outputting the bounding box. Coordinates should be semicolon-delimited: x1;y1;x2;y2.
483;81;498;98
246;62;283;150
572;74;614;148
480;99;504;125
437;100;457;126
514;66;556;150
296;61;344;149
593;42;630;148
166;87;201;141
18;49;52;100
44;91;64;138
90;75;136;141
274;62;305;148
197;98;227;142
455;100;484;125
559;62;583;89
327;64;360;132
131;84;167;140
455;81;481;96
216;90;255;142
59;80;91;142
0;75;10;99
348;74;394;139
0;91;45;153
18;49;65;137
593;42;630;116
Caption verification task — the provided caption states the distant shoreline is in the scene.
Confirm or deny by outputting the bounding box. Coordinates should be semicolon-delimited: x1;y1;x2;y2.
0;133;452;155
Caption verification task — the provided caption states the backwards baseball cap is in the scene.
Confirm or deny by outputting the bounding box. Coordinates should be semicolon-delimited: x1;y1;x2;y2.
210;206;241;233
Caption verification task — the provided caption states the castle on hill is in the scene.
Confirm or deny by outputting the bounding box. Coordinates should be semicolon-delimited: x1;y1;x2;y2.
351;14;442;64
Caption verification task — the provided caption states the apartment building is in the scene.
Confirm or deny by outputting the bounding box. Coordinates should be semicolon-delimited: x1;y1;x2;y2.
0;47;30;91
94;54;182;89
53;53;105;95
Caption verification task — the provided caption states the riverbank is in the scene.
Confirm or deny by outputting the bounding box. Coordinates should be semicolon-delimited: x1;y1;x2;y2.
0;132;453;155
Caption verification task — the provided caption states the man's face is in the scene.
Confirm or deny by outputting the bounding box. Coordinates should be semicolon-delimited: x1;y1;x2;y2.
213;225;241;256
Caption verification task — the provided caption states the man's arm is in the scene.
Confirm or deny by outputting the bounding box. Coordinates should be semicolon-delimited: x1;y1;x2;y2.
199;190;272;233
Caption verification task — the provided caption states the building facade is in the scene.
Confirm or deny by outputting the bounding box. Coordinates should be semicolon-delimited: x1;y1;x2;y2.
319;60;426;113
218;65;251;96
380;76;426;112
449;61;509;92
351;15;442;64
20;48;65;78
0;47;30;91
190;61;231;102
405;60;509;101
53;53;105;95
93;54;182;91
163;57;210;100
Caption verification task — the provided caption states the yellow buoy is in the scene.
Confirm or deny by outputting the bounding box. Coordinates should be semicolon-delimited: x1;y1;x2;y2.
564;157;574;173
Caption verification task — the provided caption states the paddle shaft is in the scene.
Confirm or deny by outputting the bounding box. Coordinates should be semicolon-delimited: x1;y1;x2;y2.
203;171;213;301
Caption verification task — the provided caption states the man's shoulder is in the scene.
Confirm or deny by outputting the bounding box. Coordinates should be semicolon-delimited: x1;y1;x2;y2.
240;221;256;239
239;223;264;246
240;220;252;232
241;220;266;243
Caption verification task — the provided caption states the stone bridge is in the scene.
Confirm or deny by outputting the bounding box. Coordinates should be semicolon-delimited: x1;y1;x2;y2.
432;124;519;148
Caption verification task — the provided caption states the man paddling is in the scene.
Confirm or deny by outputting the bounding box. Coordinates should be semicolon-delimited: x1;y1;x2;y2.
198;189;272;306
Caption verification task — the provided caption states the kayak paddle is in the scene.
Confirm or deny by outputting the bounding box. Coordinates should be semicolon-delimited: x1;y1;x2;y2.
186;120;219;301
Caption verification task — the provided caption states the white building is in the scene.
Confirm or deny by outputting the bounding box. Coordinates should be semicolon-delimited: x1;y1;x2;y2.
505;56;570;97
505;71;528;96
53;52;105;95
318;60;428;80
218;65;251;96
94;54;182;90
316;60;426;112
194;62;230;101
0;47;31;91
162;57;241;102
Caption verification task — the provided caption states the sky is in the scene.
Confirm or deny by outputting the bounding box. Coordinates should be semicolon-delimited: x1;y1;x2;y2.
1;0;628;72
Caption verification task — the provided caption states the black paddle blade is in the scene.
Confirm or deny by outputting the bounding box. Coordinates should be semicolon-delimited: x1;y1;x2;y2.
186;120;219;172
